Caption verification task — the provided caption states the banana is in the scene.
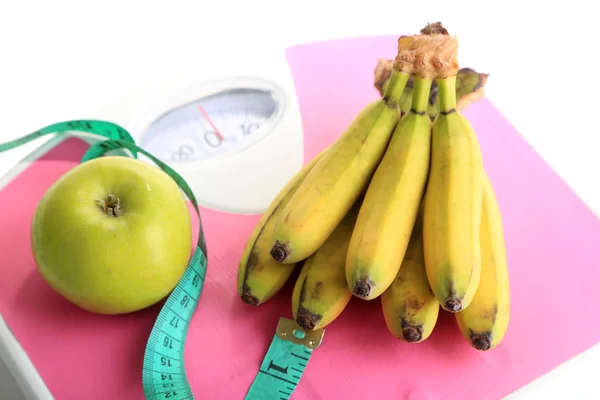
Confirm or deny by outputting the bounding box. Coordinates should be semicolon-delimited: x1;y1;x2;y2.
455;172;510;350
237;148;328;306
423;73;484;313
269;69;411;264
291;200;360;330
345;74;433;300
381;209;439;342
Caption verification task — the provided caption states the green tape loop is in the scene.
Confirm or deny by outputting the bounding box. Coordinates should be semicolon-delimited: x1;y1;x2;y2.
0;120;138;157
0;120;320;400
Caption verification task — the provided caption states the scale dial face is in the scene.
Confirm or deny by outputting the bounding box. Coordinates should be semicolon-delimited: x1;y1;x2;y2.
139;84;284;163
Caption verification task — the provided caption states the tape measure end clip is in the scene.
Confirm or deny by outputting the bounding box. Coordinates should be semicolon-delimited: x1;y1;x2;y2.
276;317;324;350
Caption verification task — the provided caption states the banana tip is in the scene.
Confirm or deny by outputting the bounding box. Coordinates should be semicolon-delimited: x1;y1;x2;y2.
241;293;259;306
352;279;374;299
402;324;423;343
471;333;492;351
443;297;462;313
297;315;316;330
270;241;290;263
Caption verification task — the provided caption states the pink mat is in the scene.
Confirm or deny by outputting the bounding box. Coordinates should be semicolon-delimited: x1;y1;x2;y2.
1;35;600;400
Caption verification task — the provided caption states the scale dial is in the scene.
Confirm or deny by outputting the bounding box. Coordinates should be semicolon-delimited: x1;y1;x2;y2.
139;85;284;164
88;61;304;215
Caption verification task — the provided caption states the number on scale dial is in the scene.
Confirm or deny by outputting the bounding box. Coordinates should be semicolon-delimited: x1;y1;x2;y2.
140;87;280;163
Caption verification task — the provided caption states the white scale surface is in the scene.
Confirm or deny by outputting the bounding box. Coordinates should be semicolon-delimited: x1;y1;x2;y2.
1;1;600;399
89;59;304;215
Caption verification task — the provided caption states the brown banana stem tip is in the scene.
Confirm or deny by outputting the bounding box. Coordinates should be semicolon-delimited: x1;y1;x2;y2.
471;333;492;351
401;323;423;343
444;297;463;312
270;241;290;262
353;279;373;298
297;315;316;330
241;293;259;306
394;21;458;79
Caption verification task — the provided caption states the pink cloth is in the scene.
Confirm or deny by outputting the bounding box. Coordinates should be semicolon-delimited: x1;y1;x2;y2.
1;35;600;399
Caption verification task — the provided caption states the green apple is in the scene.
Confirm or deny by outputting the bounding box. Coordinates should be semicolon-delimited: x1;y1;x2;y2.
31;156;193;315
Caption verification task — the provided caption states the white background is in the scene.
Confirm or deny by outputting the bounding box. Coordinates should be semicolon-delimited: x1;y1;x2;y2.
1;0;599;398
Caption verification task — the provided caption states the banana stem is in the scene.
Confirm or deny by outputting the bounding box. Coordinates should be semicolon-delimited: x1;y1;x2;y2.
383;70;411;108
436;76;457;113
411;76;433;113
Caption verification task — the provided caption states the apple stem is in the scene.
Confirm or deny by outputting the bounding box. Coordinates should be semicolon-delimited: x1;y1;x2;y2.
95;194;122;217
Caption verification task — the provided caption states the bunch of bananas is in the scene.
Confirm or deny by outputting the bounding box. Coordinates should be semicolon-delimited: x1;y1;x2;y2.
237;22;510;352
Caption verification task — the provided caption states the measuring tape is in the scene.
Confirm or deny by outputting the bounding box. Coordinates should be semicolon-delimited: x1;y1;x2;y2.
0;119;325;399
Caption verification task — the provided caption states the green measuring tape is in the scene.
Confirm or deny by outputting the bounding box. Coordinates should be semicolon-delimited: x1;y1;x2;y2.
0;119;325;399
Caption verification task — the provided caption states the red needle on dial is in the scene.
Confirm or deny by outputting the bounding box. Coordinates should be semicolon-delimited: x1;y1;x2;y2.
197;104;224;140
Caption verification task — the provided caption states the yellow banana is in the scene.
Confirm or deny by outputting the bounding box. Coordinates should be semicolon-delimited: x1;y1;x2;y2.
381;209;439;342
291;201;360;330
455;172;510;350
423;74;484;313
345;74;433;300
268;69;411;264
237;148;328;306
